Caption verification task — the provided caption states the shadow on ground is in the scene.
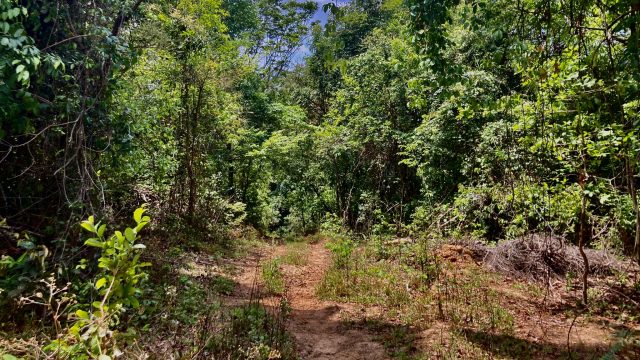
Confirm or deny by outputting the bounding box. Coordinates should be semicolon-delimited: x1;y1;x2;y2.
459;328;610;359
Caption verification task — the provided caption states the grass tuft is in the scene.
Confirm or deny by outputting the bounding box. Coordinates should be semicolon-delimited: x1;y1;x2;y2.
261;259;285;295
279;242;309;266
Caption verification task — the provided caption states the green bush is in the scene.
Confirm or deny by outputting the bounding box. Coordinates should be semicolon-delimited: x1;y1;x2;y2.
44;207;151;359
0;225;49;323
325;237;355;270
261;259;285;295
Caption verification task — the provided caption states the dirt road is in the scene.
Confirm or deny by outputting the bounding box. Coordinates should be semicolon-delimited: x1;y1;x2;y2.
226;240;389;360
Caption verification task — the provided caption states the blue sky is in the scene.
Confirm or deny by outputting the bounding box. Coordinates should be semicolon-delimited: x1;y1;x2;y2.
292;1;349;63
307;0;352;24
308;0;334;25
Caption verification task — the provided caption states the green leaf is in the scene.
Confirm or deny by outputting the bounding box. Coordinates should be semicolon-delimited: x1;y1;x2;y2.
97;224;106;237
15;64;24;73
84;238;104;248
75;309;89;319
135;221;148;232
124;228;135;242
80;221;96;233
2;355;19;360
17;70;29;82
132;243;146;250
95;277;107;289
133;207;145;223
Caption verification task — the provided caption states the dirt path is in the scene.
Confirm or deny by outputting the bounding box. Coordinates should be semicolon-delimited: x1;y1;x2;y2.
225;240;390;360
222;240;637;359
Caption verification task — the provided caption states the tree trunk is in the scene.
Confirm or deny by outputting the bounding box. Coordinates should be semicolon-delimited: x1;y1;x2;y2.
578;181;590;305
627;158;640;264
227;143;234;197
631;1;640;264
187;157;196;220
578;138;590;306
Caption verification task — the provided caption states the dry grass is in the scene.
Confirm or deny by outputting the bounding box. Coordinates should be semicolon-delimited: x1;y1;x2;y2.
316;236;640;359
278;242;309;266
484;234;629;281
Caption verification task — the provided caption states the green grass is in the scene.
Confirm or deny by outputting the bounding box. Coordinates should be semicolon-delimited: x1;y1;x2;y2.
278;242;309;265
318;240;516;359
261;259;285;295
210;275;236;295
206;302;297;359
317;251;413;308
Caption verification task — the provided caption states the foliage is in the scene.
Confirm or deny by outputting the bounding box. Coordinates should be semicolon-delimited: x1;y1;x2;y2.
278;242;309;266
0;223;49;322
1;0;145;230
3;0;640;356
206;302;296;360
44;207;151;359
325;236;355;270
255;0;317;80
261;258;285;295
0;0;60;132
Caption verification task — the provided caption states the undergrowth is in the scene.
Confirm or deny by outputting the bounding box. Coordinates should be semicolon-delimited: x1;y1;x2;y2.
0;213;299;359
132;237;295;359
261;259;285;295
205;300;295;360
278;242;309;266
318;236;517;359
317;254;413;309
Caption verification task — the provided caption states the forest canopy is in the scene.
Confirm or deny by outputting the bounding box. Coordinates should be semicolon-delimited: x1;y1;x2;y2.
1;0;640;358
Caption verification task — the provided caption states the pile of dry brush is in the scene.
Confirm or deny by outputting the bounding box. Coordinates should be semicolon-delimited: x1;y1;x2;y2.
478;234;631;281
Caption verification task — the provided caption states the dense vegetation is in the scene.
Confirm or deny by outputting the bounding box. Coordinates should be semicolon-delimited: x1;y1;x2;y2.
1;0;640;358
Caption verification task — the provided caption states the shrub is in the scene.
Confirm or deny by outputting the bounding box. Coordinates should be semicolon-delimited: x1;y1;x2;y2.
44;207;151;359
0;226;50;324
325;237;355;270
261;259;285;295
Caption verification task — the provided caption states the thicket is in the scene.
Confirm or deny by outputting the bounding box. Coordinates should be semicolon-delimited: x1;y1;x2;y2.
1;0;640;357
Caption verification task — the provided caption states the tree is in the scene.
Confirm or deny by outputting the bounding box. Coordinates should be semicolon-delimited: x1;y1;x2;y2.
1;0;146;238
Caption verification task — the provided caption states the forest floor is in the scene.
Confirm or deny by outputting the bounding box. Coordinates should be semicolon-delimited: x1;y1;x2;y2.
223;239;390;359
217;237;640;359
